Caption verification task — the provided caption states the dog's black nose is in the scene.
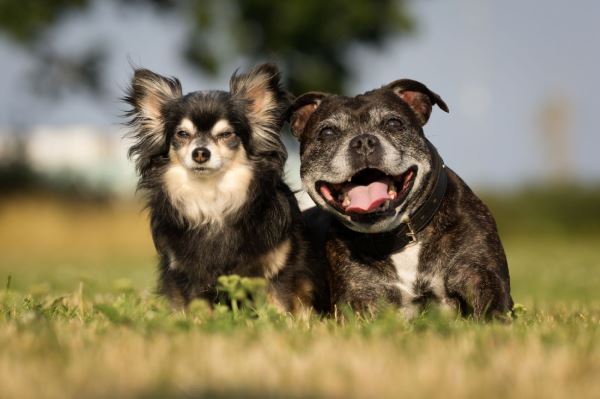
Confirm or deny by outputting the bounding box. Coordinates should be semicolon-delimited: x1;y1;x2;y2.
350;134;380;156
192;147;211;164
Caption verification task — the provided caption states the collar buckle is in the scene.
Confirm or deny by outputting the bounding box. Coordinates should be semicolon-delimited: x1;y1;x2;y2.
401;215;418;246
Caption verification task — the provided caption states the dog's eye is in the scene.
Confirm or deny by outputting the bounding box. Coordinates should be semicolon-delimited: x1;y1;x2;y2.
176;130;190;139
385;118;404;130
217;131;234;140
319;127;335;138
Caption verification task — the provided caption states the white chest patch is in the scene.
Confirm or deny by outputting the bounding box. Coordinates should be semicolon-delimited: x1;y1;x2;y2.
390;242;422;299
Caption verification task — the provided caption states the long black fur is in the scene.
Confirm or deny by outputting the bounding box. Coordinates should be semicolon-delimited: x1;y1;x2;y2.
123;64;328;312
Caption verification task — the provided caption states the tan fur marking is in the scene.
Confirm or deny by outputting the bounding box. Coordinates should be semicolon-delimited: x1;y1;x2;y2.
266;290;288;313
211;119;234;136
261;239;292;279
165;247;179;270
267;277;314;317
290;277;315;314
177;118;197;134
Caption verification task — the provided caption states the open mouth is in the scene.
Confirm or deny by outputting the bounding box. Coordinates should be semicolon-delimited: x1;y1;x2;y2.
316;167;416;216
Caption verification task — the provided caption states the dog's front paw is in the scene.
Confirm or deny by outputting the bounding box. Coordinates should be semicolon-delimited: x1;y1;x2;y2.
448;269;513;320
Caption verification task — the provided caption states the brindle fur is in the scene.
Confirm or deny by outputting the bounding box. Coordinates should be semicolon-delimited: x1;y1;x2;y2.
293;80;513;319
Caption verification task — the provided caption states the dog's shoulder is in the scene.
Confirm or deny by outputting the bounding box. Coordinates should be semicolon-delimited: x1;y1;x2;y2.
441;167;500;234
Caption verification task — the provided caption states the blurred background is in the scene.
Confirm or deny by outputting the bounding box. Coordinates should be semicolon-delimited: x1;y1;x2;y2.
0;0;598;305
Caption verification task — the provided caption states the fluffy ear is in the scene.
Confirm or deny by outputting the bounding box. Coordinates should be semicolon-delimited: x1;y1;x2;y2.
386;79;448;125
123;68;182;174
230;63;290;165
288;92;328;138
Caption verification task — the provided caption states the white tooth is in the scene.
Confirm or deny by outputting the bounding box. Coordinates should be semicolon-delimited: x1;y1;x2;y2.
388;190;397;200
347;178;352;182
342;195;351;208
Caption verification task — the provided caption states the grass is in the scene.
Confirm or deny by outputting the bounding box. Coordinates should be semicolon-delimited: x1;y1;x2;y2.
0;191;599;399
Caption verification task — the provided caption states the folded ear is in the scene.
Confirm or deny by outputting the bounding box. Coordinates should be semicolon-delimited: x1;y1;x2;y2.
288;92;328;138
230;63;290;160
123;68;182;174
386;79;448;126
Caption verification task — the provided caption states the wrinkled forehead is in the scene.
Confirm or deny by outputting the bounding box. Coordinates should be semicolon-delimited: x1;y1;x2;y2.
315;90;406;127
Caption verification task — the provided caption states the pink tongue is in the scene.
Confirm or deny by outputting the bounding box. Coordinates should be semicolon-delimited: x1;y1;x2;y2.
346;181;389;213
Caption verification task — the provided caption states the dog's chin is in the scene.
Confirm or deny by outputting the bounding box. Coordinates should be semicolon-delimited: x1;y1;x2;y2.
309;166;418;233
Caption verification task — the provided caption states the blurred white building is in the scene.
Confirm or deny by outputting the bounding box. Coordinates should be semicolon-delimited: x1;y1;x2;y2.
0;126;137;196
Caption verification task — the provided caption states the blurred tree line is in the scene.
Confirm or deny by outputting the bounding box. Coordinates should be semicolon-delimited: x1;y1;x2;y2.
0;0;413;197
0;0;414;95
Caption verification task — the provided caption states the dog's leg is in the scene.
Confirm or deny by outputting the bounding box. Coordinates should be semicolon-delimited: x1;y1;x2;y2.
326;238;404;314
445;265;513;320
267;276;315;318
157;267;192;309
325;239;370;311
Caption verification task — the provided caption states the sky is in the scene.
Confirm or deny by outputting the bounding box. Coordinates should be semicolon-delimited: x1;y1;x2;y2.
0;0;598;189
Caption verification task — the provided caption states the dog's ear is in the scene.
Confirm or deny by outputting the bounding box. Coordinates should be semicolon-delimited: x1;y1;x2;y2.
288;92;328;138
230;63;290;164
123;68;182;174
230;63;289;121
386;79;448;125
125;68;182;134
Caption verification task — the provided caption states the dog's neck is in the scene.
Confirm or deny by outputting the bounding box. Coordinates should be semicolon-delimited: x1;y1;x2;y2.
399;140;447;241
335;140;448;256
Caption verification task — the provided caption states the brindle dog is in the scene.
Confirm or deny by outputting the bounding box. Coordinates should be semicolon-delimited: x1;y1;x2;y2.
290;79;513;319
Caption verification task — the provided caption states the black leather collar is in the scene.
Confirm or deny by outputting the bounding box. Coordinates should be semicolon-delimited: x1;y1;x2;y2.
334;140;448;257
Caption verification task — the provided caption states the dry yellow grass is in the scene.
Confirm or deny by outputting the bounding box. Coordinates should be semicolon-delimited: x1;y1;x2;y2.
0;309;598;399
0;196;599;399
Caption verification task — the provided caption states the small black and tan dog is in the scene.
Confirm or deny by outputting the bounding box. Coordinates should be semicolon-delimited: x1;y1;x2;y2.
290;79;513;319
124;63;326;313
